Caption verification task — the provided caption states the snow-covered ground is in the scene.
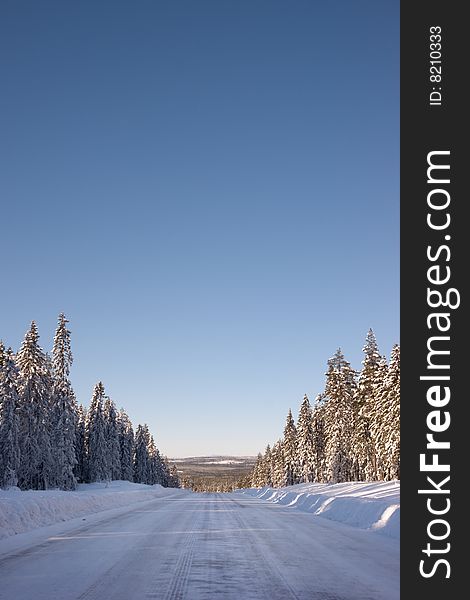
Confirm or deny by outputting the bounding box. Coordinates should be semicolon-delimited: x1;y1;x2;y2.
240;481;400;539
0;480;400;542
0;480;187;539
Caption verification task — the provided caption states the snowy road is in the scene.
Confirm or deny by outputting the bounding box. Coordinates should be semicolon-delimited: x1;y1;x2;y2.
0;492;399;600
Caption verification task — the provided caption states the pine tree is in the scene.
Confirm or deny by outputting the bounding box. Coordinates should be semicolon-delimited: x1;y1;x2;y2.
323;348;357;483
283;409;297;486
104;396;121;480
270;439;284;487
0;349;21;488
311;396;327;483
86;382;110;482
50;314;77;490
369;354;389;479
0;340;5;369
147;433;159;485
162;455;173;487
261;444;273;487
295;395;316;483
134;424;150;484
75;404;87;482
168;464;180;488
353;329;383;481
118;409;134;481
16;322;54;490
251;452;264;487
372;345;400;480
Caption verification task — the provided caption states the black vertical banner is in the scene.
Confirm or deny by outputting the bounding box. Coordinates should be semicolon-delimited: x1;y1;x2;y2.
401;2;466;597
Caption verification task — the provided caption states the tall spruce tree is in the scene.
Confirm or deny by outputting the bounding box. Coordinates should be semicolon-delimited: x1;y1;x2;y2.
118;408;134;481
311;395;327;483
353;329;382;481
147;433;159;485
251;452;264;487
0;340;5;369
16;322;53;490
86;382;110;482
51;313;77;490
261;444;273;487
295;395;316;483
162;455;173;487
372;345;400;480
369;354;388;478
104;396;121;480
323;348;357;483
134;424;150;484
283;409;297;486
0;349;21;488
270;439;284;487
75;404;87;483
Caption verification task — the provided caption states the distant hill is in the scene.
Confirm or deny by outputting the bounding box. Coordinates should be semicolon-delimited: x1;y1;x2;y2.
170;455;257;479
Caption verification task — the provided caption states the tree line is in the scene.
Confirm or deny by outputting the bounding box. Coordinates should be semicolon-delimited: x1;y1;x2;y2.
250;330;400;488
0;315;179;490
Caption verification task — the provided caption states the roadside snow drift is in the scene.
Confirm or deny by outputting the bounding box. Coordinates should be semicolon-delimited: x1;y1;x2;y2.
1;480;399;542
240;481;400;538
0;480;186;539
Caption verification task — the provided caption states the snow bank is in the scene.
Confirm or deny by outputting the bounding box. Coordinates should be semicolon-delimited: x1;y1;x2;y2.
0;481;185;539
240;481;400;539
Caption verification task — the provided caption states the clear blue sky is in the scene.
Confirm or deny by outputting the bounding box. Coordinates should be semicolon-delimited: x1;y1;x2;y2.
1;1;399;457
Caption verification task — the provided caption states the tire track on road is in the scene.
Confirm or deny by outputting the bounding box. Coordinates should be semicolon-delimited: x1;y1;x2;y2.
228;495;378;600
225;496;301;600
149;498;207;600
75;496;189;600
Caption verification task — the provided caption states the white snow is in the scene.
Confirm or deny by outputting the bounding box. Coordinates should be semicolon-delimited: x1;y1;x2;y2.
0;480;400;544
0;480;187;539
240;480;400;538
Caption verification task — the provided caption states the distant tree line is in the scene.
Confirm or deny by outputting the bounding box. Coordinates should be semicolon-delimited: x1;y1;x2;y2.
0;315;179;490
180;473;252;493
250;330;400;488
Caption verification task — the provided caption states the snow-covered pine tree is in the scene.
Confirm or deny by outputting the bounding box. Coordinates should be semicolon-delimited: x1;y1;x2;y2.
16;322;54;490
369;354;388;479
295;394;316;483
283;409;297;486
75;404;87;483
353;329;383;481
0;349;21;488
261;444;273;487
251;452;264;487
50;313;77;490
311;395;327;483
0;340;5;369
162;455;173;487
103;396;121;480
86;382;110;482
270;439;284;487
372;344;400;480
323;348;357;483
168;464;180;488
118;408;134;482
134;423;150;484
146;433;159;485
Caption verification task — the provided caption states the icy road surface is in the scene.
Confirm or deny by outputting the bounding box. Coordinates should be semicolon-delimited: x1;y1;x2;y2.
0;492;399;600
